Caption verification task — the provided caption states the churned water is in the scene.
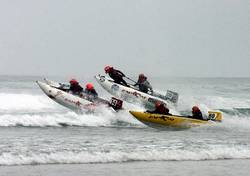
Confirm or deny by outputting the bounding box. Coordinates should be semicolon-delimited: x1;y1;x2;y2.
0;76;250;175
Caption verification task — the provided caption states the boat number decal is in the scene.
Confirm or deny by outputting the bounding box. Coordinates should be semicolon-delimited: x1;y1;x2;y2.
208;113;216;120
111;84;119;92
149;115;174;121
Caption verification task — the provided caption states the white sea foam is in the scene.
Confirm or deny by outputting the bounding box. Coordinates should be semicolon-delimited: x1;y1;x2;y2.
0;93;60;112
0;92;144;127
0;146;249;166
0;109;141;127
220;114;250;130
0;92;250;128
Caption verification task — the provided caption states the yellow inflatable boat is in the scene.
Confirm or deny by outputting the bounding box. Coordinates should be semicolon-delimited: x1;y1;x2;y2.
129;111;222;129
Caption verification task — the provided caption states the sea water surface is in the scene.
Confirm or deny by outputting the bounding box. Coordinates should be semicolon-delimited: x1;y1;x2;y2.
0;76;250;175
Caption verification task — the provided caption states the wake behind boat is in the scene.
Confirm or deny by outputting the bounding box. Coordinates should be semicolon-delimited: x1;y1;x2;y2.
95;74;178;109
129;111;223;129
37;79;123;113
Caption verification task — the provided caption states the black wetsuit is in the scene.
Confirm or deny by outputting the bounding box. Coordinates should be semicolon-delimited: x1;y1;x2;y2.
69;84;83;95
192;111;203;120
108;69;128;87
85;89;98;98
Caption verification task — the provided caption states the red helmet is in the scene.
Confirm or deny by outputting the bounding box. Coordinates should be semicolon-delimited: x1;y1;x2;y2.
139;73;147;80
86;83;94;90
70;79;78;84
104;65;112;73
139;74;145;78
192;106;200;112
104;65;110;73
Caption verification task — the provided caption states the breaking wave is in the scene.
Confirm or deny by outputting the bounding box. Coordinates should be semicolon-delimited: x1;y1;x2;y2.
0;93;141;127
0;93;59;113
0;146;250;166
0;92;250;128
1;77;250;167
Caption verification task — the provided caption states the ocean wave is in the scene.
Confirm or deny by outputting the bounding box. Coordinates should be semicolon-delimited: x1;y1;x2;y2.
177;95;250;112
0;92;250;129
0;93;60;112
1;146;250;166
0;110;141;127
219;114;250;130
220;108;250;116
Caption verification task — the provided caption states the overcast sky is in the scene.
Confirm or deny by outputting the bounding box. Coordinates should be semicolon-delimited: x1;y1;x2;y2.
0;0;249;78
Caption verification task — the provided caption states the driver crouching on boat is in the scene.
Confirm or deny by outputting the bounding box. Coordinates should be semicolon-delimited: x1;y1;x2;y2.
69;79;83;95
190;106;204;120
146;101;171;115
104;65;129;87
84;83;98;101
134;74;153;94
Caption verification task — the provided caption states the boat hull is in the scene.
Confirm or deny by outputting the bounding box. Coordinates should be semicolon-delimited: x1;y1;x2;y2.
95;75;168;109
129;111;222;129
37;81;96;113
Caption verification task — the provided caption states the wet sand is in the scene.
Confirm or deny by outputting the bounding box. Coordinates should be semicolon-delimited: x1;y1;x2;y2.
1;159;249;176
